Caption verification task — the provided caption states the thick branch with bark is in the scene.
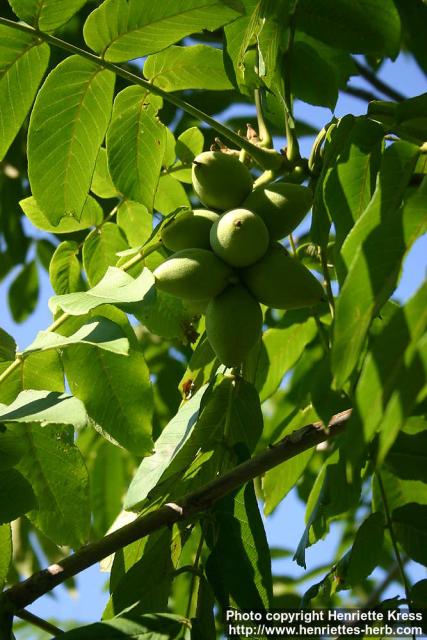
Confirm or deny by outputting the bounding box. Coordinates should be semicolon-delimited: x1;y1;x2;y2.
2;409;351;613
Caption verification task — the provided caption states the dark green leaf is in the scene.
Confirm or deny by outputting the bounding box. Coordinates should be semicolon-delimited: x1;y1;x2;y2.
83;0;244;62
91;441;126;537
0;468;35;524
393;503;427;567
104;529;174;618
28;56;115;225
342;512;385;586
54;613;185;639
291;41;338;109
0;26;49;161
295;0;401;57
332;143;422;386
0;328;16;362
206;482;272;609
394;0;427;74
0;523;12;589
343;282;427;465
8;260;39;323
135;289;198;342
372;469;427;515
63;345;154;455
263;448;313;515
411;579;427;607
386;431;427;483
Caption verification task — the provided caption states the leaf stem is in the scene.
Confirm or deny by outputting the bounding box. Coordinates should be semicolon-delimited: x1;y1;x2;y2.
376;471;412;603
185;530;205;621
353;60;405;103
282;3;300;163
254;88;272;148
15;609;64;635
320;246;335;318
0;16;286;171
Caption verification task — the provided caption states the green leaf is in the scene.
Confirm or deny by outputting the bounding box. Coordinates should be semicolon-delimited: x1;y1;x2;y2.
49;240;82;294
0;26;49;161
0;424;27;468
135;289;197;342
91;148;119;199
411;579;427;608
372;469;427;515
8;260;39;323
83;223;128;287
107;87;166;210
91;442;126;537
342;512;385;586
0;350;64;405
21;195;103;234
295;0;401;58
394;0;427;75
104;529;174;618
0;524;12;590
0;328;16;362
0;468;36;524
263;449;313;516
28;55;115;225
154;175;190;214
125;385;208;510
49;266;155;316
12;423;90;547
117;201;153;248
145;45;233;92
385;431;427;483
8;0;88;32
321;117;383;282
206;482;272;609
63;345;153;455
24;318;130;357
343;283;427;465
291;41;338;109
255;311;317;402
392;503;427;567
83;0;244;62
332;143;422;387
172;127;204;183
57;614;185;639
0;390;88;428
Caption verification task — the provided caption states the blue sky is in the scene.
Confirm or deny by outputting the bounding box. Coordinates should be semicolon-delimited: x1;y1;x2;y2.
3;52;426;633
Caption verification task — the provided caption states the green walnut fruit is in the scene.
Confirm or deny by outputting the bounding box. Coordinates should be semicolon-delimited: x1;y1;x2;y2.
206;285;262;367
210;208;269;267
241;243;325;309
161;209;220;252
154;248;232;300
243;183;313;240
192;151;253;211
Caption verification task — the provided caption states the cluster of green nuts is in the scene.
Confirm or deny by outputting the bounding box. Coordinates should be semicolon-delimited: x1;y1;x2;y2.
153;151;324;368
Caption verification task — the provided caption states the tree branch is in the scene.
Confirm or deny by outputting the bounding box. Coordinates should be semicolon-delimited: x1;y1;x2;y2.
1;409;351;613
0;16;286;172
342;85;381;103
353;60;405;103
15;609;64;636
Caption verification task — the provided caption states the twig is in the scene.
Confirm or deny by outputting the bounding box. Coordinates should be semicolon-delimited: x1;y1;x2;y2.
254;89;272;148
320;245;335;318
282;2;300;162
0;16;285;172
1;409;351;613
353;60;405;103
342;86;381;103
15;609;64;635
